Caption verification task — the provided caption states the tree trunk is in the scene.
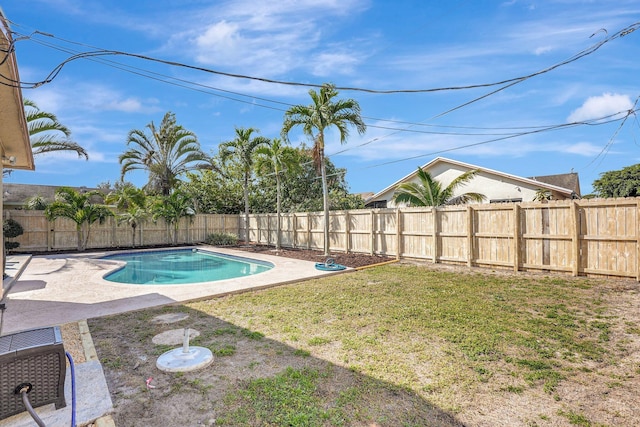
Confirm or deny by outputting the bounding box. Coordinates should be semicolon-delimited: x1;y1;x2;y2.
76;226;83;251
276;174;282;251
173;223;179;245
131;225;137;248
320;155;330;256
244;173;250;244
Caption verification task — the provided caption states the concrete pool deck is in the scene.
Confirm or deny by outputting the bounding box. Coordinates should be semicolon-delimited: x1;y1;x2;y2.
1;246;345;335
0;246;346;426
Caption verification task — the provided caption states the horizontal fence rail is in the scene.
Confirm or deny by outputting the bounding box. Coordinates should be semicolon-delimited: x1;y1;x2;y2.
4;198;640;279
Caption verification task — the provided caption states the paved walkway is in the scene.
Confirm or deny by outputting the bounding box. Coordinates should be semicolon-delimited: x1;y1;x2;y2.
0;246;344;426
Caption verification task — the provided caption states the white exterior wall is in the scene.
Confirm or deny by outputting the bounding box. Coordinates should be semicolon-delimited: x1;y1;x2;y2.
375;164;560;208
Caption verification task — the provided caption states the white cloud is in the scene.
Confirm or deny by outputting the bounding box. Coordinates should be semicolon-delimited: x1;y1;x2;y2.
29;83;158;114
560;141;606;156
534;46;553;55
310;51;361;77
195;21;240;51
567;93;633;122
160;0;371;81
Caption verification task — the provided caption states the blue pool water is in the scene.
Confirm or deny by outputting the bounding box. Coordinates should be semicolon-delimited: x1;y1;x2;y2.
102;249;273;285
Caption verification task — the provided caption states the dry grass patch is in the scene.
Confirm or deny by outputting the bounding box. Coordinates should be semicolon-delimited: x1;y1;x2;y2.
89;264;640;426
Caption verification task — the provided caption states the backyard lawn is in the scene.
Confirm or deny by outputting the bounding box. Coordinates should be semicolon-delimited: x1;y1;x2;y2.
88;263;640;426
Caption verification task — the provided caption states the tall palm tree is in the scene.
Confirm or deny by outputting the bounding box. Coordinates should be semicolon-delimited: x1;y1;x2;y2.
119;111;207;196
24;99;88;159
44;187;113;251
255;138;298;250
219;127;270;243
282;83;366;256
393;168;486;207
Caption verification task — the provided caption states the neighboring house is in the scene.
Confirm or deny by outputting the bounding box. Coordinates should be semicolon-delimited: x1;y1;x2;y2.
365;157;580;208
2;183;107;210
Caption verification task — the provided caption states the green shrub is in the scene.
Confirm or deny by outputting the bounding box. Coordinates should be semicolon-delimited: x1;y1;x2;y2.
24;195;49;210
3;218;24;252
205;232;238;246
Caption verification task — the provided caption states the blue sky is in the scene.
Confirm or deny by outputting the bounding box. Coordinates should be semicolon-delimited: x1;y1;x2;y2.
3;0;640;196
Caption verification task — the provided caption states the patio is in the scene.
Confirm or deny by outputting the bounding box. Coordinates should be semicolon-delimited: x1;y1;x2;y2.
0;246;341;426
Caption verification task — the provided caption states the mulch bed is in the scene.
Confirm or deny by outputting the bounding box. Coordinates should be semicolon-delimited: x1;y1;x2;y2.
230;243;394;268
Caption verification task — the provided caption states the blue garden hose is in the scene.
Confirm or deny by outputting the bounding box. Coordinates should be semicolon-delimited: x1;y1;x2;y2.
65;351;77;427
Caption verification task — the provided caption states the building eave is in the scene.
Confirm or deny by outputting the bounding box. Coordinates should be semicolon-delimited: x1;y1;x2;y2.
0;8;35;171
369;157;574;201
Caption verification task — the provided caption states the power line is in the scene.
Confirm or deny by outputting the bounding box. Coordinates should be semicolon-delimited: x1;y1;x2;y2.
9;24;626;143
341;108;638;170
4;21;638;94
4;19;639;172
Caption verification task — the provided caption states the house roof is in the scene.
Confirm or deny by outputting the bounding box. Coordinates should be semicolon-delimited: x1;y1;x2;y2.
528;172;581;197
369;157;576;201
0;9;35;171
3;183;107;207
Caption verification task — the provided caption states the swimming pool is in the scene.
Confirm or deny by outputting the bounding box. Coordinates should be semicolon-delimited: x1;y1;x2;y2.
102;248;273;285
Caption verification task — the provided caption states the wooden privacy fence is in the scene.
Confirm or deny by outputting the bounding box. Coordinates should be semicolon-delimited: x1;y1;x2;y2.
246;198;640;280
3;211;240;252
4;197;640;279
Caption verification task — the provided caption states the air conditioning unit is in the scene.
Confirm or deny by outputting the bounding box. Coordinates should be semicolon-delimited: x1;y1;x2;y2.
0;326;67;420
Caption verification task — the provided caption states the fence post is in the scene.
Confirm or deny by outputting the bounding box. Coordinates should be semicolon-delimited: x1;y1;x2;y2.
513;204;521;272
396;208;401;260
46;219;51;252
345;210;351;254
637;200;640;282
292;214;297;249
111;216;116;247
467;206;473;267
307;212;311;250
571;201;581;277
370;210;375;256
432;207;438;263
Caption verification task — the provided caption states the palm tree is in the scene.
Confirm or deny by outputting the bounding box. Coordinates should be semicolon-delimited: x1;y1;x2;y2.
24;99;88;159
118;206;149;248
150;191;195;245
44;187;113;251
105;183;147;211
255;138;298;250
106;184;148;247
393;168;486;207
282;83;366;256
119;111;207;196
219;127;270;244
533;188;552;202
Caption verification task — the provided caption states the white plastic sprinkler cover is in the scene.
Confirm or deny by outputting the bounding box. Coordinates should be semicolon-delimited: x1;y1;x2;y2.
156;328;213;372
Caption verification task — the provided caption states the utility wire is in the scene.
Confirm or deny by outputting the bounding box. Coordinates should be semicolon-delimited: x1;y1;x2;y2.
3;21;638;93
343;108;637;170
3;19;639;171
8;24;608;133
7;25;623;143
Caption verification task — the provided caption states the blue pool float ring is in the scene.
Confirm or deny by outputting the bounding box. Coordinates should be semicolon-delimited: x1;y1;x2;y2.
315;258;346;271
